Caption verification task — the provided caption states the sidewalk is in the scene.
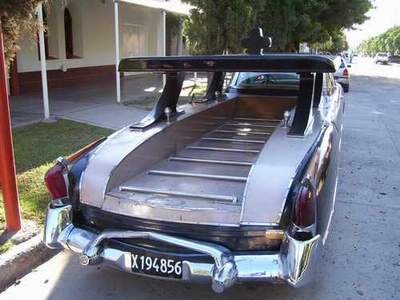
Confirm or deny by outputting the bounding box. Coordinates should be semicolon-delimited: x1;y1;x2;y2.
11;98;148;130
10;75;155;129
62;104;147;130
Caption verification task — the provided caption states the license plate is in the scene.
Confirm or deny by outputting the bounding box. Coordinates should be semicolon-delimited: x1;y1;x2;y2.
131;252;183;279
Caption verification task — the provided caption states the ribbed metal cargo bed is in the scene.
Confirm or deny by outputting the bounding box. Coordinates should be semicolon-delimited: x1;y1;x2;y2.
109;117;281;206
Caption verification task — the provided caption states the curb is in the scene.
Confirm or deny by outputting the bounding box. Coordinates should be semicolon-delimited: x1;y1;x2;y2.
0;234;58;292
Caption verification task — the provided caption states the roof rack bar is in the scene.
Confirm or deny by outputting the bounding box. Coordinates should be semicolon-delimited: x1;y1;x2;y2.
187;146;260;153
201;137;265;144
148;170;248;182
119;186;238;203
169;156;253;166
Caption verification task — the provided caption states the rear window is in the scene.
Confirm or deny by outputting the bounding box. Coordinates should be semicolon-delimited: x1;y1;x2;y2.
231;72;299;90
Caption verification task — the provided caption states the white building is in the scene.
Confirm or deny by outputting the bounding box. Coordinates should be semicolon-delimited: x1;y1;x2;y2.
11;0;190;102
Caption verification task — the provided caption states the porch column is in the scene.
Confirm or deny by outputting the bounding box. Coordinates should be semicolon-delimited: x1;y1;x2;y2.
114;0;121;103
177;18;183;55
161;10;166;56
37;3;50;119
161;9;166;85
0;21;21;231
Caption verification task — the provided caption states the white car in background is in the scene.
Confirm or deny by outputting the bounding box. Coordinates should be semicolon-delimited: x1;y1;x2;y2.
374;52;390;64
334;57;350;93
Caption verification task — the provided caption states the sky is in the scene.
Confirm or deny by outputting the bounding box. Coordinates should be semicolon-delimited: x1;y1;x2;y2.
345;0;400;48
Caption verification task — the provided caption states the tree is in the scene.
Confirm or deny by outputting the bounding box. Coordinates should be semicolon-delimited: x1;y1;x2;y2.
358;26;400;56
0;0;45;67
183;0;372;54
183;0;256;54
310;30;349;53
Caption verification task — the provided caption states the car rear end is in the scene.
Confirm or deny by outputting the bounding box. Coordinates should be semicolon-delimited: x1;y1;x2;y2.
42;54;341;293
334;58;350;92
375;53;390;64
44;192;320;294
42;112;323;293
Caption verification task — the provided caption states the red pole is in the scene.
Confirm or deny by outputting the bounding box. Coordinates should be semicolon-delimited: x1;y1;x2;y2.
0;22;21;231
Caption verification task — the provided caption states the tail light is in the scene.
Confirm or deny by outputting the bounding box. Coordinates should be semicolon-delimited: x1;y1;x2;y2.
44;138;106;206
44;158;69;205
293;178;316;229
343;68;349;77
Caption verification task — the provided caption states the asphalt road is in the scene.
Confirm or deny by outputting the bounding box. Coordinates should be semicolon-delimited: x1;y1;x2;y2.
2;58;400;300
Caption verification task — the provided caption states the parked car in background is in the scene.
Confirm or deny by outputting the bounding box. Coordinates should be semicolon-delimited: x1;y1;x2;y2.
43;54;343;293
374;52;390;64
334;57;350;93
229;72;300;93
340;51;351;64
390;55;400;63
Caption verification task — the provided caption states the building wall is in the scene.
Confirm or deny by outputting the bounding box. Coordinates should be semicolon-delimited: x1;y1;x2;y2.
17;0;163;74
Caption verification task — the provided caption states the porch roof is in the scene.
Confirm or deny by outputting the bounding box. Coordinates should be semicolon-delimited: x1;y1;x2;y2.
117;0;192;15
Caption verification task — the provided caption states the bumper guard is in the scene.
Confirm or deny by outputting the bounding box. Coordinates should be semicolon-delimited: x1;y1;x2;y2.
43;205;320;293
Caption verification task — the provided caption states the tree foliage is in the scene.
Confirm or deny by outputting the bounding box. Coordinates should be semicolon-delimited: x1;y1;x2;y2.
183;0;372;54
358;26;400;56
0;0;45;67
310;30;349;53
183;0;257;54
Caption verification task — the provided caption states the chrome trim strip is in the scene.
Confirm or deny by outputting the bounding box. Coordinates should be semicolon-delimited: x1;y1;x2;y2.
201;137;265;144
169;156;253;166
187;146;260;153
322;176;338;245
213;129;271;136
239;155;258;224
239;221;280;226
233;117;281;122
119;186;238;203
223;123;277;128
147;170;248;182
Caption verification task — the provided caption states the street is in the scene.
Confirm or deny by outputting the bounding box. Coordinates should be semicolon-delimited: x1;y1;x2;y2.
2;58;400;300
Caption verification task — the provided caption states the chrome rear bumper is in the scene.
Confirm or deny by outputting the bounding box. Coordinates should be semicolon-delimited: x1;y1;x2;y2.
44;204;321;293
335;76;349;85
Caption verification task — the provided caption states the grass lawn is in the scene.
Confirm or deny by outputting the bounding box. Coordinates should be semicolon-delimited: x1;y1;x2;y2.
0;119;114;230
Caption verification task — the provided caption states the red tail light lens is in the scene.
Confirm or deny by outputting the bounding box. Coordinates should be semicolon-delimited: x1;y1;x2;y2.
44;161;68;201
343;68;349;77
293;179;316;228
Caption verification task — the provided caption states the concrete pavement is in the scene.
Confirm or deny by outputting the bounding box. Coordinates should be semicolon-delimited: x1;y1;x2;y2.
10;74;156;129
2;59;400;299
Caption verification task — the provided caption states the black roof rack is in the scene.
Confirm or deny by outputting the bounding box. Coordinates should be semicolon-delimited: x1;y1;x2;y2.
119;54;340;73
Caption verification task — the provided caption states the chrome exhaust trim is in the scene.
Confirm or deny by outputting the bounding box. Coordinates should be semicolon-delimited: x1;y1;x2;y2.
43;204;320;293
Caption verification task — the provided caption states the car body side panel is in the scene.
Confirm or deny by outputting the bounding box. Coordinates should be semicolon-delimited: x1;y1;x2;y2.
316;125;339;243
80;79;343;228
241;83;342;227
79;100;227;208
318;84;343;241
303;85;343;241
79;125;164;207
241;113;323;225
